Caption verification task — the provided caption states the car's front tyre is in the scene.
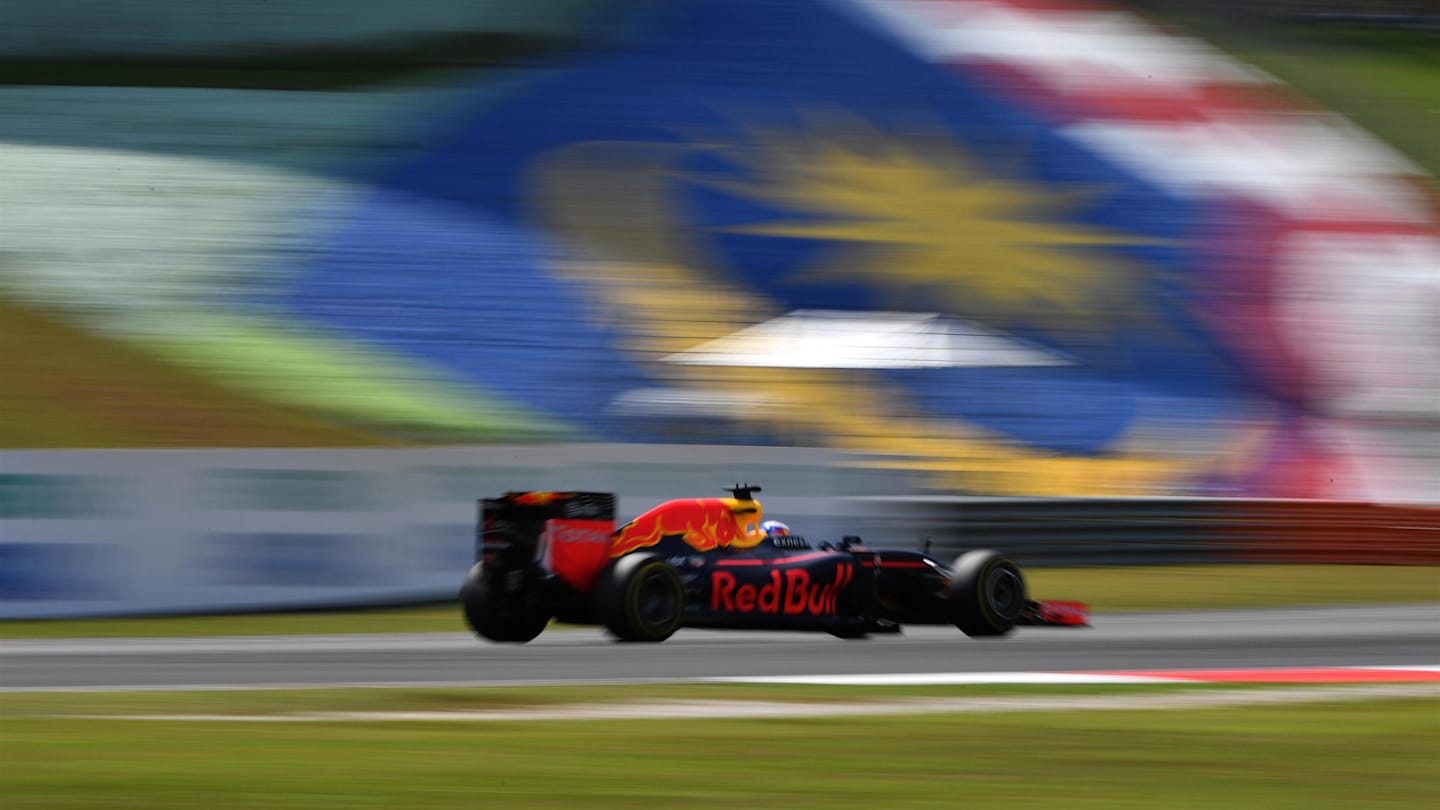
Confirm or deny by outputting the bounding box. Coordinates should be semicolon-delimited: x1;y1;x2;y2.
946;550;1026;638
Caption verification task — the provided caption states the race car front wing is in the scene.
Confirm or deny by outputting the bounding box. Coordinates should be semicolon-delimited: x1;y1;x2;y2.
1017;599;1091;627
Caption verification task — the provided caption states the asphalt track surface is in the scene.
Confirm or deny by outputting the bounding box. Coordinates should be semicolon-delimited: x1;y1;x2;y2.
3;606;1437;691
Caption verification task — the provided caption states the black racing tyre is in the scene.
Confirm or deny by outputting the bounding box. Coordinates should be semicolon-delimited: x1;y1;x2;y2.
594;554;686;643
460;563;551;643
946;550;1026;638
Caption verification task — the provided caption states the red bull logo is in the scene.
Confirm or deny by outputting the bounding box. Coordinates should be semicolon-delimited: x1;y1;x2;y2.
611;498;757;556
511;491;567;507
711;563;853;616
543;519;614;593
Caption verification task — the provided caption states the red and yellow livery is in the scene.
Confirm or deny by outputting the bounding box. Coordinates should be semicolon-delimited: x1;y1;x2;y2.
461;485;1088;643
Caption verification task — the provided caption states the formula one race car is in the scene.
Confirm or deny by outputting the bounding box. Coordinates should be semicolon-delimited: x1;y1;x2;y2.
460;486;1088;643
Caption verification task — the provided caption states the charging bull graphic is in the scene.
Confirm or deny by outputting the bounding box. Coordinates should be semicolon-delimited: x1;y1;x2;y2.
611;497;766;556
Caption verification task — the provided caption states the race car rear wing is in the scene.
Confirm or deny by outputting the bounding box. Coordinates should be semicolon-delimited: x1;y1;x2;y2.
478;491;618;592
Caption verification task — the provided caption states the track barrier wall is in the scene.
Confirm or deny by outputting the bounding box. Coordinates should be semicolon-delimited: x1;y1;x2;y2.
2;447;1435;618
850;497;1440;568
0;446;875;619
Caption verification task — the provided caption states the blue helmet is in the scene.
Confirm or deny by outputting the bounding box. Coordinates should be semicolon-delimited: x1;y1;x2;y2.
761;520;791;538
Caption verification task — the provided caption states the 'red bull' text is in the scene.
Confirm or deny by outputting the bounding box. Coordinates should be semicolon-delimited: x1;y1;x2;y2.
711;564;853;616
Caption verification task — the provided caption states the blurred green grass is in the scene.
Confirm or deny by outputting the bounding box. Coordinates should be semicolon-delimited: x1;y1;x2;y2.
0;297;397;448
0;682;1279;717
1023;563;1440;612
2;564;1434;639
0;603;471;640
1208;27;1440;175
0;296;577;447
139;312;583;443
1131;9;1440;175
1;697;1434;809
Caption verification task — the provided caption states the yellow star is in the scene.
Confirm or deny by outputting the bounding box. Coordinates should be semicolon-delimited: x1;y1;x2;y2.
699;117;1165;320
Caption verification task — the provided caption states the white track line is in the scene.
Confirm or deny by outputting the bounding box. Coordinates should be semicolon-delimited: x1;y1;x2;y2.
47;684;1440;723
8;665;1437;693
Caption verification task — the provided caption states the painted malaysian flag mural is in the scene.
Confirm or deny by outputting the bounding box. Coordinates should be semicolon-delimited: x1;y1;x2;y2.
286;0;1440;500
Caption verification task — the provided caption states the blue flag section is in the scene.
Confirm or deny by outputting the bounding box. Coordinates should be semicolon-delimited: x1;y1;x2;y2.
286;0;1274;494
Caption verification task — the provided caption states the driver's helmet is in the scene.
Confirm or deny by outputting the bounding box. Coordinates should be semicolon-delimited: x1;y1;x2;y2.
760;520;791;538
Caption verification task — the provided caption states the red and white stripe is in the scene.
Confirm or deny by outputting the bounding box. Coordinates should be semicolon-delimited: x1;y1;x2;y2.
846;0;1427;220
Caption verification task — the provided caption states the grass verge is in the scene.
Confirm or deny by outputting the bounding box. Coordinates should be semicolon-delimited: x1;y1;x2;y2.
0;691;1434;809
1021;563;1439;613
0;603;468;640
140;311;579;443
0;682;1268;715
0;297;392;448
1;564;1434;639
1125;4;1440;175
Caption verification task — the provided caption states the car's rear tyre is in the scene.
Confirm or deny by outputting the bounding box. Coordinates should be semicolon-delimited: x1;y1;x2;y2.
946;550;1026;638
594;554;685;642
460;563;551;643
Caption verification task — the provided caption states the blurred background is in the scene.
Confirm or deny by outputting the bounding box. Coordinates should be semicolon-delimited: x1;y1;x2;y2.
1;0;1437;616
